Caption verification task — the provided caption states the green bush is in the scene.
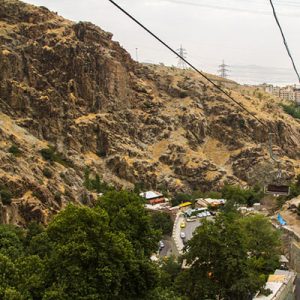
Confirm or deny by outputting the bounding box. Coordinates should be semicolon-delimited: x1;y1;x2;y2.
150;211;173;236
0;189;12;205
281;103;300;119
83;168;114;193
40;147;55;161
8;145;22;157
40;147;73;168
171;193;192;207
221;184;263;207
42;167;53;179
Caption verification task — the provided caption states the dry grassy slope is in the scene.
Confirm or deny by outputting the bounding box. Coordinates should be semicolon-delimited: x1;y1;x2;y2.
0;0;300;225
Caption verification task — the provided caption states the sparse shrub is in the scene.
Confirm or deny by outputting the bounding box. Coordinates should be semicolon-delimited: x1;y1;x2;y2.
96;149;107;158
281;103;300;119
8;145;22;157
0;189;12;205
40;146;73;167
40;147;55;161
42;167;53;179
32;190;40;199
64;189;72;198
83;167;114;193
54;192;62;202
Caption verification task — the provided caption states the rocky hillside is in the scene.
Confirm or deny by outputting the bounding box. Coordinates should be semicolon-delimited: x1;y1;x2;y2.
1;0;300;225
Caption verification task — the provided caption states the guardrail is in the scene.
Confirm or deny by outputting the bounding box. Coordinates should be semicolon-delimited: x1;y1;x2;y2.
172;211;184;254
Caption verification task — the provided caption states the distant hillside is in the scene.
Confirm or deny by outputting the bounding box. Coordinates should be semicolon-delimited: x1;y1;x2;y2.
0;0;300;225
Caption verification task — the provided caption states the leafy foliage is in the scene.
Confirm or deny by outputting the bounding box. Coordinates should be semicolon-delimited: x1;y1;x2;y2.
172;193;192;207
176;213;280;300
0;190;282;299
221;184;263;208
0;189;12;205
83;167;114;193
281;103;300;119
98;190;160;256
40;146;73;167
8;145;22;157
150;211;174;236
42;167;53;179
0;191;163;299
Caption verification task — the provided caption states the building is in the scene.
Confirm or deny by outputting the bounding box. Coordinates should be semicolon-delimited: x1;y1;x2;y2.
294;85;300;104
279;86;295;101
196;198;226;209
253;269;296;300
139;191;165;205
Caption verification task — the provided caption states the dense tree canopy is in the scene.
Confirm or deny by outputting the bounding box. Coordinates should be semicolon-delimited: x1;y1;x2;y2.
221;184;263;208
0;190;282;300
0;191;161;299
176;212;281;300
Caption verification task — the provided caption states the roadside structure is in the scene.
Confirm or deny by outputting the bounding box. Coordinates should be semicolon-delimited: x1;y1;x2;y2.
196;198;226;208
140;191;165;205
253;270;296;300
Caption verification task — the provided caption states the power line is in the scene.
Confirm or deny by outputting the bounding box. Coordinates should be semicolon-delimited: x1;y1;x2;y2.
269;0;300;83
154;0;300;18
108;0;267;129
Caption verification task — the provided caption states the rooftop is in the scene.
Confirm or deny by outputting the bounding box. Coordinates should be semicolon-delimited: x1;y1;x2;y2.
140;191;163;200
253;269;296;300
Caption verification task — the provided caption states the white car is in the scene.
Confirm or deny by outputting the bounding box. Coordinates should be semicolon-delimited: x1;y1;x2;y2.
180;232;186;239
186;218;196;222
159;241;165;249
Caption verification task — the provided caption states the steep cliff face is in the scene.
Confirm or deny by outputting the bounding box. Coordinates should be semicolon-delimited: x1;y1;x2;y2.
0;0;300;225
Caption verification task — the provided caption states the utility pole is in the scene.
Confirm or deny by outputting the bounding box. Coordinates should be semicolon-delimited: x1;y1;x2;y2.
176;45;187;69
218;60;229;78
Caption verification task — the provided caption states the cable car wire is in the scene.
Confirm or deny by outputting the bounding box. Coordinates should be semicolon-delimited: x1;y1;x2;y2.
108;0;268;129
269;0;300;83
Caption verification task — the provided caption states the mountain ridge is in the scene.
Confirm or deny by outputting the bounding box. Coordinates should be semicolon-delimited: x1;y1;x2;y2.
0;0;299;225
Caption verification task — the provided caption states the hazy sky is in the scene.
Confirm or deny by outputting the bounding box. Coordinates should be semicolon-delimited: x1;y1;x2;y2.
24;0;300;85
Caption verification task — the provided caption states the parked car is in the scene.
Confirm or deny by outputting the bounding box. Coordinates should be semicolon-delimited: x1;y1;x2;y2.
187;218;196;222
159;241;165;250
180;232;186;239
180;221;186;228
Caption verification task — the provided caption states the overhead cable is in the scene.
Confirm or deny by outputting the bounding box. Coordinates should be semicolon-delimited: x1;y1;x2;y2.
108;0;268;129
269;0;300;83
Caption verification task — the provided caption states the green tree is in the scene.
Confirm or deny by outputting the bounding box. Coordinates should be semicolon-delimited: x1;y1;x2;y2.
43;204;158;299
98;190;160;256
0;226;24;260
222;184;263;207
159;256;182;290
172;193;192;207
150;212;173;236
176;213;280;300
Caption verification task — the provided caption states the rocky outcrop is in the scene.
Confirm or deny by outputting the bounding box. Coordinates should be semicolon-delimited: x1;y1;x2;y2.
1;0;300;224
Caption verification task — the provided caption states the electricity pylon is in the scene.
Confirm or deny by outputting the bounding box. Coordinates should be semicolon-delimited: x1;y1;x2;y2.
218;60;229;78
177;45;187;69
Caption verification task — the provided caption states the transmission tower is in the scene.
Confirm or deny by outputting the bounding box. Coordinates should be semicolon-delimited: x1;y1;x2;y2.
176;45;187;69
218;60;230;78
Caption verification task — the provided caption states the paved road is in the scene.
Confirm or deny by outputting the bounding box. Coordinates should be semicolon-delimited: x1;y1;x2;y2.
183;220;202;241
159;236;179;258
182;216;214;241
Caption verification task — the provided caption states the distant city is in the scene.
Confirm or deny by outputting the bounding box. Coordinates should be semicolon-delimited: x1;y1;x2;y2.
258;83;300;103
